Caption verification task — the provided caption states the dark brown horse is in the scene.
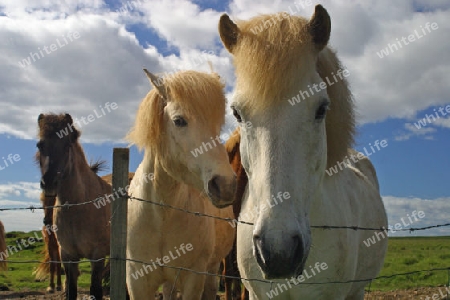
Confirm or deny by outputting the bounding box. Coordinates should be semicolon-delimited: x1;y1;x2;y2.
35;162;135;296
34;161;124;294
36;113;112;300
223;127;249;300
34;192;62;293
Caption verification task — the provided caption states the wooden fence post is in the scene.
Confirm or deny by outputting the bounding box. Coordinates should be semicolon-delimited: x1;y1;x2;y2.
110;148;129;299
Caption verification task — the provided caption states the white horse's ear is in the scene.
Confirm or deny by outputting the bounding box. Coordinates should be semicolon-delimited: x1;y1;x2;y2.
308;5;331;51
143;69;167;100
219;14;239;53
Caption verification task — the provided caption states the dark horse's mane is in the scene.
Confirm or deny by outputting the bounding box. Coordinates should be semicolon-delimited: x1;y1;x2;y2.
88;159;108;174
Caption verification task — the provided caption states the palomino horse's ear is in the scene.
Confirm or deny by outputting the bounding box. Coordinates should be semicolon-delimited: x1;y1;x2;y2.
219;14;239;53
308;5;331;51
143;69;167;100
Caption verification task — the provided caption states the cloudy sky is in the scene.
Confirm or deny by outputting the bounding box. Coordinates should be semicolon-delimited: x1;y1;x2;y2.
0;0;449;236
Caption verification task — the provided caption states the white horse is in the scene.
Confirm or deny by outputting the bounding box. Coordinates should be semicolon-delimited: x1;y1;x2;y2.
219;5;388;299
126;69;236;299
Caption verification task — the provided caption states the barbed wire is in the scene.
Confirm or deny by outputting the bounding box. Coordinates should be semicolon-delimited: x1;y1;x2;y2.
1;195;450;290
1;256;449;286
128;196;254;225
1;195;450;232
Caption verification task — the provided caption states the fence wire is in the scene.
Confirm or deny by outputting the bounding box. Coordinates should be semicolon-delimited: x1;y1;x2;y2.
1;195;450;232
1;256;449;287
1;193;450;288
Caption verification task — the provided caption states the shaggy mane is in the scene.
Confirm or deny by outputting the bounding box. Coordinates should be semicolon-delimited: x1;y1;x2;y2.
127;70;227;151
37;113;80;140
89;159;108;174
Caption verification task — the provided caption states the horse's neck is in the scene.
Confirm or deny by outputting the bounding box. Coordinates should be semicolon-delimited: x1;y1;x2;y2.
56;144;93;203
134;152;192;207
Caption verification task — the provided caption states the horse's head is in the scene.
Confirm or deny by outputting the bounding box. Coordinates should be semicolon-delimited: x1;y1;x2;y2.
219;5;354;278
36;113;79;196
127;69;236;208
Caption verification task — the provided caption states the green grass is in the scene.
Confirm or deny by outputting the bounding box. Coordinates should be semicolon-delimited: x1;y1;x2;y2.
0;231;93;291
368;236;450;291
1;233;449;292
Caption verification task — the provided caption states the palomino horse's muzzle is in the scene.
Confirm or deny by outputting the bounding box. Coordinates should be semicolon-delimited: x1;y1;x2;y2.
206;174;237;208
253;230;307;278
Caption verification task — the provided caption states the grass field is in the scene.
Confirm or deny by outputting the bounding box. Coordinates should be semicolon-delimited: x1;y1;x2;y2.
1;232;449;293
368;236;450;291
0;231;93;291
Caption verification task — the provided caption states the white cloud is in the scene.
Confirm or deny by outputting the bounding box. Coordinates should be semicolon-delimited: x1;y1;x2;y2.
0;209;45;232
394;122;437;141
382;196;450;236
138;0;224;50
0;181;42;232
0;182;40;200
0;0;449;143
434;117;450;129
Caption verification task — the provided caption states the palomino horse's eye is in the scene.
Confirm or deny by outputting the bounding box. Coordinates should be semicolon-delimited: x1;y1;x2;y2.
231;106;242;123
173;116;188;127
315;102;329;121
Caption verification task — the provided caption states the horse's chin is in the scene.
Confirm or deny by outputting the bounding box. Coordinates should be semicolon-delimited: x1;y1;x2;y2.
259;262;307;280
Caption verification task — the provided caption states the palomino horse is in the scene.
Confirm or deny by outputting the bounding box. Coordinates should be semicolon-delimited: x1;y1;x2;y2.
126;69;236;300
37;113;112;300
219;5;388;299
0;220;6;271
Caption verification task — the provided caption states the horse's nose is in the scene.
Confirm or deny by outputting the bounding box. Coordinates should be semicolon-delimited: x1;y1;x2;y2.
207;174;236;207
253;232;304;278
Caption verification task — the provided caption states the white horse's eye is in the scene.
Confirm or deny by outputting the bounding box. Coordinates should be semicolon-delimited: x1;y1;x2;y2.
173;116;188;127
315;102;329;121
231;106;242;123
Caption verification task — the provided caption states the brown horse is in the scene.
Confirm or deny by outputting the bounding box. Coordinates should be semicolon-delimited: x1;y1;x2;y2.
36;113;112;300
33;192;62;293
223;127;249;300
0;220;6;271
34;165;132;294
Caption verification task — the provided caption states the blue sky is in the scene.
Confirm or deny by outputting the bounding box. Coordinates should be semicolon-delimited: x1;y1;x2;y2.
0;0;449;235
